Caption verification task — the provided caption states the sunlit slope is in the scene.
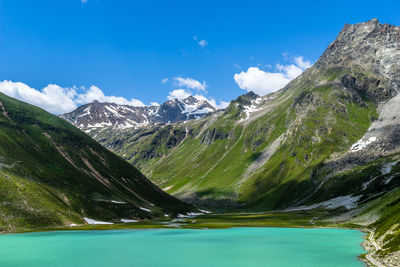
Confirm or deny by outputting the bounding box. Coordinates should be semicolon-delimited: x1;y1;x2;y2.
93;20;400;211
0;93;190;230
96;67;377;207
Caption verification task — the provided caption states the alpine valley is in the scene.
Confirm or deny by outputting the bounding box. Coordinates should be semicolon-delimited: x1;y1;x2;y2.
61;19;400;265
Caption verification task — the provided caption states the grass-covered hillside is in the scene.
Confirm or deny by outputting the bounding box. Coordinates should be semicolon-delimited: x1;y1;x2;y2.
0;93;190;231
93;66;381;208
87;20;400;212
61;19;400;263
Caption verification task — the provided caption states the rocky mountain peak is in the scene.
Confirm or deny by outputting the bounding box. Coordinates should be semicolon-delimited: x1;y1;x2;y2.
234;91;260;106
315;19;400;83
184;95;198;103
61;96;217;133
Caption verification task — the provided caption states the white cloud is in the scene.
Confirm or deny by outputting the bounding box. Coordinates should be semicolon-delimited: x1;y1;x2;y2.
81;0;87;3
293;56;312;69
215;100;230;109
0;77;230;115
0;80;144;115
198;39;208;47
0;81;77;114
193;36;208;47
174;77;206;91
74;85;145;107
167;89;191;100
161;78;168;84
233;56;312;95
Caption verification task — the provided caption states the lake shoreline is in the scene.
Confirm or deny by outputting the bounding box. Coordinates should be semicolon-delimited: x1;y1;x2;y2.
0;226;368;267
0;211;375;266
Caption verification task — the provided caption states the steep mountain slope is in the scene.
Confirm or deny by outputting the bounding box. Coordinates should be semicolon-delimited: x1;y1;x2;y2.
0;92;190;231
62;19;400;263
80;19;400;207
61;96;216;134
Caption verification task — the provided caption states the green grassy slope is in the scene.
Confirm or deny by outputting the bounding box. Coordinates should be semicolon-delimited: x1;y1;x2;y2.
61;19;400;262
93;66;382;211
0;93;190;231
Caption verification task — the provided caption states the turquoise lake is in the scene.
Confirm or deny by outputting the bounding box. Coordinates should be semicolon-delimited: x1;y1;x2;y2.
0;227;366;267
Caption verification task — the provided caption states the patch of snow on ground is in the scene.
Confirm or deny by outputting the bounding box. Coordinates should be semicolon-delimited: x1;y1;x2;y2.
178;212;206;218
115;118;150;130
187;212;204;216
362;177;379;190
350;136;376;152
239;102;262;122
285;195;361;211
181;104;213;118
87;122;112;128
121;219;138;223
84;217;113;225
110;200;127;204
95;199;127;204
139;207;151;212
381;162;397;175
199;209;212;214
384;175;395;185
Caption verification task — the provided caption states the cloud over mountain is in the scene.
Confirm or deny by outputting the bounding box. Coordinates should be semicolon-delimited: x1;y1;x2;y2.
0;81;144;114
234;56;312;95
174;77;207;91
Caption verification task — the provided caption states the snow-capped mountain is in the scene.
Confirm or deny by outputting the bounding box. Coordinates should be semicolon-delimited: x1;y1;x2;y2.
61;96;216;132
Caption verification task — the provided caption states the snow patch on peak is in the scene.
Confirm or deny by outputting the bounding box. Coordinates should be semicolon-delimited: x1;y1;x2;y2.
77;106;91;118
62;95;217;132
239;97;263;122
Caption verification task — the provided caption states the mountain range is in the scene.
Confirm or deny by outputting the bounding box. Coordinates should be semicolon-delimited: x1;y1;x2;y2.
0;18;399;265
62;19;400;263
61;96;216;134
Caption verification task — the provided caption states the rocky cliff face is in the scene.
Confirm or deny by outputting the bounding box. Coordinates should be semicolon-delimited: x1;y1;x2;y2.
61;96;216;133
316;19;400;84
311;19;400;175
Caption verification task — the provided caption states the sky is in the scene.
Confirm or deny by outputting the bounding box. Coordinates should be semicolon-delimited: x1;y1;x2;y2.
0;0;400;114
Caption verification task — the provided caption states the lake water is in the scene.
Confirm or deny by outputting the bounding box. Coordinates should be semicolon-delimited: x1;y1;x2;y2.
0;227;366;267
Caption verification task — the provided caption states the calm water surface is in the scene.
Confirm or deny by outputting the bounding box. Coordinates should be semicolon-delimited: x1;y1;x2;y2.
0;227;366;267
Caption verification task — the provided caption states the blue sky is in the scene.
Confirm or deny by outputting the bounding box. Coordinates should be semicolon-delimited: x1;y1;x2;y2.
0;0;399;113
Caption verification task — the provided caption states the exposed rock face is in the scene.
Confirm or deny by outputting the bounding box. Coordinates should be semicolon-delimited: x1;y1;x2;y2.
313;19;400;175
235;91;259;106
325;91;400;174
316;19;400;85
61;96;216;133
